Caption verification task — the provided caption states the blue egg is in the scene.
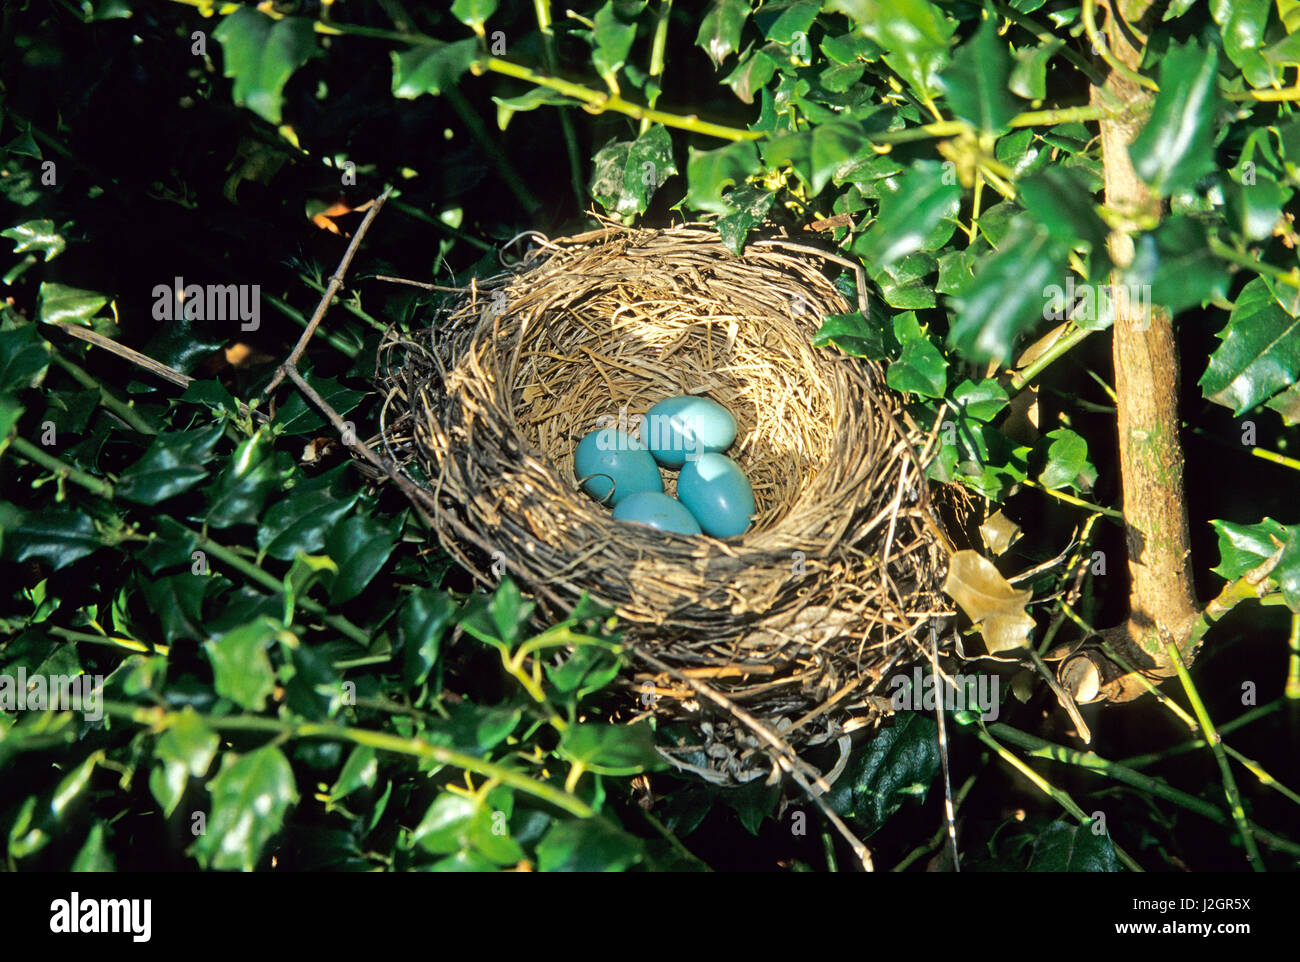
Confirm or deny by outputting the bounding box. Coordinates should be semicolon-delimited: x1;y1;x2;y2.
612;491;702;536
574;428;662;505
677;453;755;538
644;395;738;468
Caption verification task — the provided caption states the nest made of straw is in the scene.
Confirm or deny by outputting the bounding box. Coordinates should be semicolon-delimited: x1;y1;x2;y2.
377;222;954;784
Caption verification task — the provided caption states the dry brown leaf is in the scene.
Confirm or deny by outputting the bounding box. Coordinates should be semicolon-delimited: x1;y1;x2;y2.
943;549;1034;653
979;510;1022;555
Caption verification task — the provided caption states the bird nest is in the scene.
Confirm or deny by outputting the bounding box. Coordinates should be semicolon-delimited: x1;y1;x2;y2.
375;222;954;785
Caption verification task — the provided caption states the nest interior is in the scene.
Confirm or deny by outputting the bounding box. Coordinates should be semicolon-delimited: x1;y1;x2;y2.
378;223;953;782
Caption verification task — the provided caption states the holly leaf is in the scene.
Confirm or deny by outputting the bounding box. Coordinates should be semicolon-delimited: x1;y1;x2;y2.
1027;820;1121;871
37;282;107;327
1128;40;1221;196
212;8;320;124
192;745;298;871
1210;518;1300;610
939;17;1017;133
854;162;960;271
696;0;750;67
886;311;947;397
391;39;479;99
716;186;776;254
1200;277;1300;415
948;217;1070;363
0;326;52;392
2;219;65;261
686;140;761;214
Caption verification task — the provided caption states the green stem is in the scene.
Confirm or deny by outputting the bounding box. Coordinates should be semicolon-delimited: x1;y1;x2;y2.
50;353;159;435
642;0;672;134
1164;641;1266;871
975;725;1144;871
1020;478;1124;520
1120;700;1283;768
191;531;371;646
987;723;1225;823
102;700;593;817
1289;615;1300;700
1209;237;1300;290
1008;324;1095;391
388;199;496;252
262;292;362;358
1186;424;1300;475
8;435;115;499
297;275;387;333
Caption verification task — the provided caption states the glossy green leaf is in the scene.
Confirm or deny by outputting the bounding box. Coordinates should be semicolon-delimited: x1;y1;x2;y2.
116;422;224;504
203;616;279;711
257;465;359;561
558;722;664;774
0;326;52;392
328;745;378;800
151;706;219;817
391;39;478;99
1026;820;1121;871
940;17;1017;133
686;140;761;214
1039;428;1094;491
948;216;1070;362
1010;37;1063;101
592;1;637;78
450;0;498;31
886;311;947;397
724;49;777;104
1221;170;1291;242
536;817;645;871
1128;40;1221;196
762;1;819;43
813;309;898;360
1200;277;1300;414
204;429;292;528
1210;0;1277;87
1209;518;1300;610
37;282;107;327
854;162;960;270
424;702;521;756
71;823;116;871
192;744;298;871
2;219;65;261
831;0;955;100
825;713;938;831
400;588;456;688
212;8;319;124
1122;215;1229;316
324;512;402;604
0;505;104;571
272;375;365;435
1017;167;1109;274
139;573;209;644
696;0;750;67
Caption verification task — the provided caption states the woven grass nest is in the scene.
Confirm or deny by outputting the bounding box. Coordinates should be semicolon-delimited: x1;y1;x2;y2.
376;221;955;785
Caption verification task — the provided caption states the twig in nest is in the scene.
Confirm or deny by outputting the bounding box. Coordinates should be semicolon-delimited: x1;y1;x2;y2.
375;275;469;293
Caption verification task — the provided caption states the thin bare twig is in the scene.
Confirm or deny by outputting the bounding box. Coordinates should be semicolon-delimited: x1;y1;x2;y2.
264;186;393;396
